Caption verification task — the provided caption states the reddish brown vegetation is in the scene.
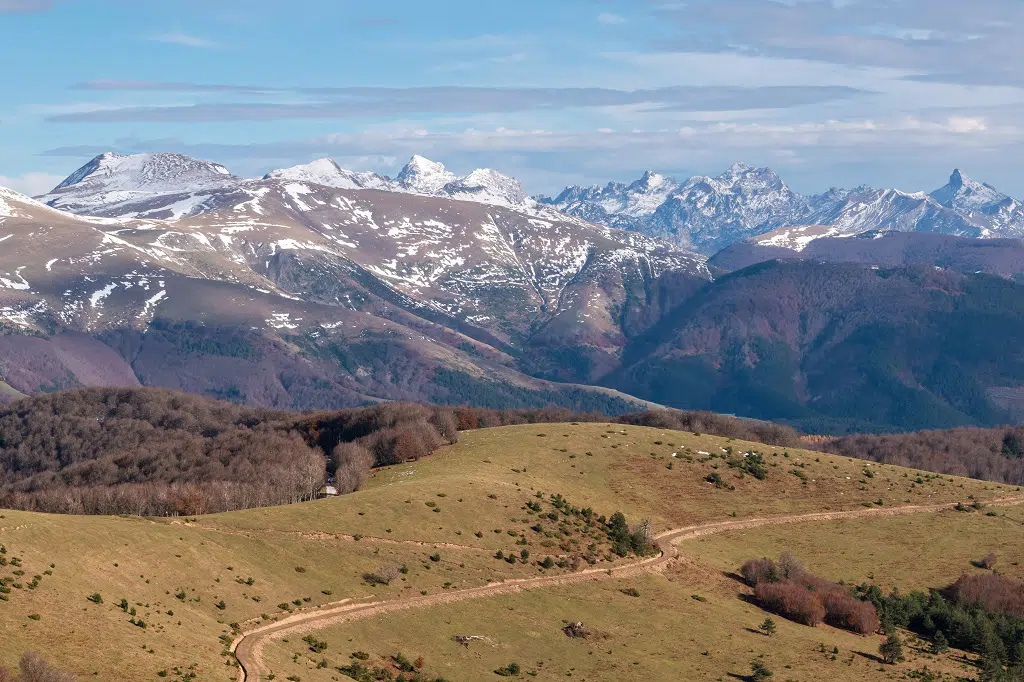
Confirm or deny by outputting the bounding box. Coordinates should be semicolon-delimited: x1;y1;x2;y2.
820;589;880;634
949;573;1024;617
743;553;879;635
754;581;826;626
332;442;374;495
977;552;998;570
741;557;779;586
0;388;805;515
822;427;1024;485
0;652;76;682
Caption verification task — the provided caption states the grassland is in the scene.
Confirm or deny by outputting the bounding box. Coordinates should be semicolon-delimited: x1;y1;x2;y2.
0;423;1017;681
258;559;985;682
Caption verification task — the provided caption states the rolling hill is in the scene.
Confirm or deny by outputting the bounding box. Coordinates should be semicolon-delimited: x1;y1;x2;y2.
1;419;1020;681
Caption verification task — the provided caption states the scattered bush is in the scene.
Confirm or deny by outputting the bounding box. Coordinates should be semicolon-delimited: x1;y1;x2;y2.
750;660;773;681
744;552;879;635
740;558;779;587
363;566;401;587
755;581;825;627
975;552;998;570
879;633;905;664
494;662;521;677
0;651;77;682
302;635;327;653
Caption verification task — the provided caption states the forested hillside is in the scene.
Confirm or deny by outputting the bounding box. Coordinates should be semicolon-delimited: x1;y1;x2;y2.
605;261;1024;433
0;388;799;516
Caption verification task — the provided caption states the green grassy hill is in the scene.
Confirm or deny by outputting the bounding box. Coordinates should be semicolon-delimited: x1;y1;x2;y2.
0;423;1018;681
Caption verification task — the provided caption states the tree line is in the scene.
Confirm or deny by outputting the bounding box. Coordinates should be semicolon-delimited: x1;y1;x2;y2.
822;426;1024;485
0;388;803;516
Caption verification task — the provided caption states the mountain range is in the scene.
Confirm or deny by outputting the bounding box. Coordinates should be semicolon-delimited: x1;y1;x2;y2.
540;165;1024;254
37;152;535;219
4;151;1024;432
1;153;707;414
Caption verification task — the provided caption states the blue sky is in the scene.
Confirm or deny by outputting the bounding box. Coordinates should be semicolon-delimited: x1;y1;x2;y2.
2;0;1023;197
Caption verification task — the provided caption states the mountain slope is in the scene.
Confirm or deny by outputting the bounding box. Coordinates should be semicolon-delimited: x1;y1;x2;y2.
36;152;240;219
711;230;1024;280
3;157;708;408
605;260;1024;433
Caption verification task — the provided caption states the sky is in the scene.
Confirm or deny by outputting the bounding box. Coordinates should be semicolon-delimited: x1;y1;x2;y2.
2;0;1024;197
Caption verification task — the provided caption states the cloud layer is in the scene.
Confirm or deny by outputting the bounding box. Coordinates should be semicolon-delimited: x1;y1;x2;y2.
52;83;867;122
654;0;1024;86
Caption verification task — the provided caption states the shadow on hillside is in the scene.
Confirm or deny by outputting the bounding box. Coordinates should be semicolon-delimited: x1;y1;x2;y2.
853;650;884;664
737;593;760;607
724;570;746;584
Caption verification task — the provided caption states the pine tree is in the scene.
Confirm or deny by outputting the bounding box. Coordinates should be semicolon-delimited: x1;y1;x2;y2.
880;633;905;664
758;617;777;637
750;660;773;681
932;631;949;654
979;652;1005;682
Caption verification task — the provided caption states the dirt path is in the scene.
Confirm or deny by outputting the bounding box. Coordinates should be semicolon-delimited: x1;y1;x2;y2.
231;496;1024;681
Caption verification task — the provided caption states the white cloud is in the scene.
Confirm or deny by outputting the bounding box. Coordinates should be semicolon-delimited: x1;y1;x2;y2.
598;12;626;25
946;116;988;133
150;32;220;49
0;172;64;196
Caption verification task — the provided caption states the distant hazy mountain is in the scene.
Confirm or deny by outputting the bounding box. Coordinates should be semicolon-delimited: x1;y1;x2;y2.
541;167;1024;254
711;229;1024;281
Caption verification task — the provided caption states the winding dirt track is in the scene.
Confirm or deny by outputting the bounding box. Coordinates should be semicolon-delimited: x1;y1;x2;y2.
231;497;1024;681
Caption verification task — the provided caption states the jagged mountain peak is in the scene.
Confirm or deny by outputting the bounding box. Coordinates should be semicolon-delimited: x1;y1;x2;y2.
628;171;670;192
714;162;786;189
396;155;457;194
931;168;1008;211
542;163;1024;253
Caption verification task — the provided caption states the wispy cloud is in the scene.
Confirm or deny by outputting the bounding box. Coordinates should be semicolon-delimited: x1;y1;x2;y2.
53;83;866;122
0;0;53;12
41;115;1015;191
149;32;221;49
598;12;626;25
0;172;64;195
651;0;1024;87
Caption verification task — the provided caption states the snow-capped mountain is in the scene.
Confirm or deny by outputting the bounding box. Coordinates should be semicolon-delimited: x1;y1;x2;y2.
264;158;393;191
542;163;809;253
267;156;534;208
38;153;536;217
395;155;458;195
37;152;240;219
1;151;710;407
929;169;1024;236
542;165;1024;254
441;167;531;207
